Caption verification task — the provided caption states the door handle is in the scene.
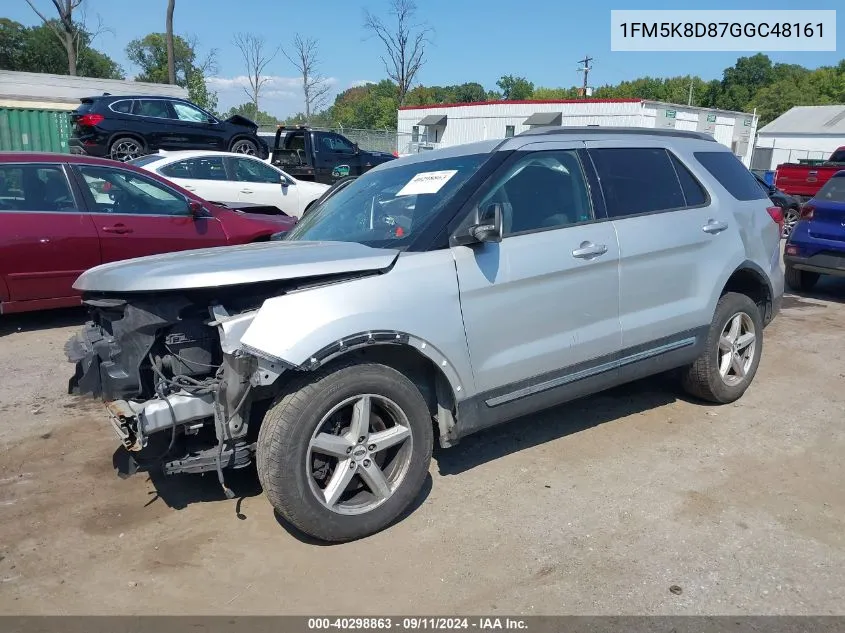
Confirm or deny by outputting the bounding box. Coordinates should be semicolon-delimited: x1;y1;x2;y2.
571;241;608;259
702;219;728;234
102;225;133;234
183;185;195;191
240;188;253;194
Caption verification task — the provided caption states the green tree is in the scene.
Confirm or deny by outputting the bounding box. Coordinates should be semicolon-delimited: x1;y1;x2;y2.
225;102;277;126
0;19;28;70
533;86;580;100
496;75;534;100
330;80;399;129
126;32;217;110
716;53;774;111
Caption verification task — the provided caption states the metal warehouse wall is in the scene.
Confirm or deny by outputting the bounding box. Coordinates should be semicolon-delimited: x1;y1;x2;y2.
0;108;71;153
399;100;757;166
754;134;845;171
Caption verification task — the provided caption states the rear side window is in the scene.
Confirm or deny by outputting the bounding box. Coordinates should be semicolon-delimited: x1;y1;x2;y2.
0;164;75;212
590;147;686;217
694;151;767;201
161;157;227;180
135;99;172;119
110;100;133;114
816;176;845;202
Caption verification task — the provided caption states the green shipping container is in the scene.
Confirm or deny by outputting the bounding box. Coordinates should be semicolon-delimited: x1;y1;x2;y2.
0;107;72;153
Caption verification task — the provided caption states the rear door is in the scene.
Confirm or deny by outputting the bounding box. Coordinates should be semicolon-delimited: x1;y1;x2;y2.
132;99;181;150
453;142;622;403
71;163;227;263
0;162;100;303
157;155;234;203
586;142;743;351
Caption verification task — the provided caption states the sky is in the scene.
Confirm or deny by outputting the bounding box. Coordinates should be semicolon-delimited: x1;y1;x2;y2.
5;0;844;118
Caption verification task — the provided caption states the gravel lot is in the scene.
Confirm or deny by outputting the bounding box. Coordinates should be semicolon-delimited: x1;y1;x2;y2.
0;279;843;615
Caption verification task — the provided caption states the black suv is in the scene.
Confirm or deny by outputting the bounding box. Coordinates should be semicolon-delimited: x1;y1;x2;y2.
69;95;268;162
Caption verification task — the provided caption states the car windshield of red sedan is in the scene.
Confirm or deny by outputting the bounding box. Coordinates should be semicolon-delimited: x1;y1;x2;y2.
285;153;489;249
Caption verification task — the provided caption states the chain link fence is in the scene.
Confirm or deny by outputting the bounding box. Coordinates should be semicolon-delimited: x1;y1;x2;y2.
258;125;417;155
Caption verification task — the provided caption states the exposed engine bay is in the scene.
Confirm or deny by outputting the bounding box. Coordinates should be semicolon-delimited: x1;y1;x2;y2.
65;283;292;495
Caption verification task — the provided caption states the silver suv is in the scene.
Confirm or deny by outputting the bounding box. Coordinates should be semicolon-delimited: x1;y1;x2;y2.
67;127;784;542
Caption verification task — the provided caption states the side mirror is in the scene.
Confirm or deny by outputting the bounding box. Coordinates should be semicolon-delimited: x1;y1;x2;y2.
281;175;294;187
188;200;203;217
468;202;503;244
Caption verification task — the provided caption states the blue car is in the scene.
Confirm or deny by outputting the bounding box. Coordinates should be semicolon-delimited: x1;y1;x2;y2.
784;170;845;291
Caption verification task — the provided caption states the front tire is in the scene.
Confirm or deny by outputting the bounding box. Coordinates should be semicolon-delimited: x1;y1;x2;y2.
257;361;433;542
230;138;259;155
681;292;763;404
785;266;820;292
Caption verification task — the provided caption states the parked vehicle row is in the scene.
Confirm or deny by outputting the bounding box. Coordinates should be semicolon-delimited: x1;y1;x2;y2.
70;94;270;161
66;127;783;542
0;152;295;314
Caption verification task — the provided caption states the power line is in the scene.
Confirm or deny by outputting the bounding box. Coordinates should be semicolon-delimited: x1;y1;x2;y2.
577;55;593;97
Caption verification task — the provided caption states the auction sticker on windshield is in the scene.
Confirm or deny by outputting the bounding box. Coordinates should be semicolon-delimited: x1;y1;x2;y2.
397;170;458;196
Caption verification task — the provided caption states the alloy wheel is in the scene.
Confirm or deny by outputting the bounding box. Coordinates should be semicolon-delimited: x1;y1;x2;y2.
717;312;756;386
782;208;800;238
306;394;414;515
110;140;142;162
233;141;257;155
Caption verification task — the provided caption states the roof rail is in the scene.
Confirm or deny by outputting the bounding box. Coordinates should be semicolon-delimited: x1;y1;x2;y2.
517;125;717;142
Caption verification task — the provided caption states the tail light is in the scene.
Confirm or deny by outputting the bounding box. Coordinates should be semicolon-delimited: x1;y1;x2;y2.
766;205;784;233
392;151;399;158
800;204;815;220
77;113;104;127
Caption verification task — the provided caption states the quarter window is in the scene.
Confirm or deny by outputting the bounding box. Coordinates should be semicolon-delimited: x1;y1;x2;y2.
231;157;281;183
505;125;515;138
109;100;133;114
590;148;686;217
77;165;188;216
0;165;75;212
694;151;768;201
160;157;227;180
669;152;708;207
480;150;594;236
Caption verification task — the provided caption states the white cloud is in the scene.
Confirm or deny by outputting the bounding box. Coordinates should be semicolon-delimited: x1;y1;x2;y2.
207;75;340;118
350;79;377;87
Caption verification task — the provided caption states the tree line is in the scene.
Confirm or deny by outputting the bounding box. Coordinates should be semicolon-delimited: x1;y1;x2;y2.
2;2;845;131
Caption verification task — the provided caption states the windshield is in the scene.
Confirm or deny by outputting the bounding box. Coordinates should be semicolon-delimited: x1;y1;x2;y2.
285;153;489;248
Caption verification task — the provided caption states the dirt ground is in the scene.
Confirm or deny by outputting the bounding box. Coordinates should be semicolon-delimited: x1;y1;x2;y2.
0;280;843;616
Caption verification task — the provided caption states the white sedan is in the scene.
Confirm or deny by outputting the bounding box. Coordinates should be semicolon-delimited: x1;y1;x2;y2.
129;150;328;218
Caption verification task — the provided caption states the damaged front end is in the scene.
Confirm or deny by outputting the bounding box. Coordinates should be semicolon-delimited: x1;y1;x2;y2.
66;290;277;493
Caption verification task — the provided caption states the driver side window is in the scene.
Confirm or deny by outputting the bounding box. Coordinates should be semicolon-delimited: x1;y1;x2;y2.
231;157;281;183
76;165;189;216
480;150;594;236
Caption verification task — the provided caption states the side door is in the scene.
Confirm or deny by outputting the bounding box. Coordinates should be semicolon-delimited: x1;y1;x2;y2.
158;155;234;203
169;100;223;150
229;156;300;215
318;133;362;180
71;163;228;263
132;98;180;150
452;143;622;412
585;142;742;351
0;162;100;303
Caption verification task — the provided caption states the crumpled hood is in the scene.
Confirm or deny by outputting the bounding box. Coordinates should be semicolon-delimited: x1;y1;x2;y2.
73;241;399;293
225;114;258;130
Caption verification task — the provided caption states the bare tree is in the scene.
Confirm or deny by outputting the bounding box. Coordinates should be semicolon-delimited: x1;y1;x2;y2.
25;0;85;75
363;0;431;105
166;0;176;84
233;33;280;115
283;34;331;123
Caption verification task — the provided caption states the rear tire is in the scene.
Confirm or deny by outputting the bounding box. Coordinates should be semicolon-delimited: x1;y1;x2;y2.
785;266;820;292
108;136;144;162
681;292;763;404
257;361;433;542
230;138;258;155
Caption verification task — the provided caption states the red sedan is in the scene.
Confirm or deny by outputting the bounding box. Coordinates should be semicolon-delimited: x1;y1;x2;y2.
0;152;296;314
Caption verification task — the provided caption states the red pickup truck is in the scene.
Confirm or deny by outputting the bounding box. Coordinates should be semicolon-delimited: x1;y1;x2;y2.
0;152;296;314
774;147;845;202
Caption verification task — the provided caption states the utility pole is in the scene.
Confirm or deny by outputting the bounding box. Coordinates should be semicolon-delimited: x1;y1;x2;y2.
577;55;593;97
688;77;694;106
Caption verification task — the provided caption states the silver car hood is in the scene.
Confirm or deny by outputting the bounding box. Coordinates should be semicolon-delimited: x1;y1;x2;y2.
73;241;400;293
